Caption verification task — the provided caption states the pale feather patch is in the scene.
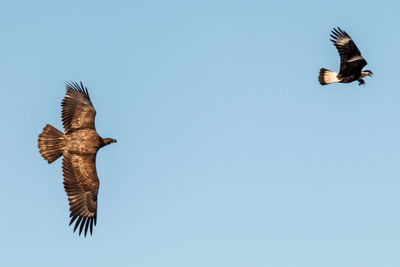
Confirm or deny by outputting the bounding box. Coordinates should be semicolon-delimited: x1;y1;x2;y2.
323;70;340;84
347;55;364;62
336;37;351;45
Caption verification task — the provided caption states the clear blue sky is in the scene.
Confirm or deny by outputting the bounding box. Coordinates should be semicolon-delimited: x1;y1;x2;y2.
1;0;399;266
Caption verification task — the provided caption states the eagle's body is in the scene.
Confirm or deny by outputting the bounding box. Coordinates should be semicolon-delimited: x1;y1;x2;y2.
38;82;116;236
65;129;102;154
319;27;372;86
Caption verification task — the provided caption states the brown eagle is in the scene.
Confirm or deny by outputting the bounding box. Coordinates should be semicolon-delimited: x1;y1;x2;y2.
38;82;116;236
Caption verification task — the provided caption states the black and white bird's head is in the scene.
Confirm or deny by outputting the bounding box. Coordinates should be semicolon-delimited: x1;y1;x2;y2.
361;70;373;77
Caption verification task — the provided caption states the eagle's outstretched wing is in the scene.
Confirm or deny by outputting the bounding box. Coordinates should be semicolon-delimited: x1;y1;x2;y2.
330;27;367;76
62;152;99;236
62;82;96;134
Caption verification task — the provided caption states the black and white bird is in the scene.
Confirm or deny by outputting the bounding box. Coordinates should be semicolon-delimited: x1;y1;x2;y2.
318;27;372;86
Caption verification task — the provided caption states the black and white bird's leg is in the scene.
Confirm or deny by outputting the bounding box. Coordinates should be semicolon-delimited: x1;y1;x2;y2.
358;79;365;86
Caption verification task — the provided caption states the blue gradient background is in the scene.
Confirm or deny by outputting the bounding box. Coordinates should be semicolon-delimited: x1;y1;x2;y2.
1;0;399;266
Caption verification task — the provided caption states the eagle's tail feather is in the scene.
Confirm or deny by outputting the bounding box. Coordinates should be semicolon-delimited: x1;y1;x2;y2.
38;124;65;164
319;68;340;85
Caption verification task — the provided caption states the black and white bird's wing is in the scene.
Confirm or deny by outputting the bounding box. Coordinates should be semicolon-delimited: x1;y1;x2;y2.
62;81;96;134
62;152;99;236
330;27;367;76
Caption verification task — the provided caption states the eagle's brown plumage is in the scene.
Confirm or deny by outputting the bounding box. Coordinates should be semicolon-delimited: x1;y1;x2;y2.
38;81;116;236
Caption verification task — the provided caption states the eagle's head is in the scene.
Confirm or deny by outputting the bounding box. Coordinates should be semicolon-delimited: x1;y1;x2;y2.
100;137;117;147
361;70;373;77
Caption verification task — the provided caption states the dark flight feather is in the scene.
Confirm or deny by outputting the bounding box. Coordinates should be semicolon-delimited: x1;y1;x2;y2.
62;81;96;134
329;27;367;77
63;153;99;236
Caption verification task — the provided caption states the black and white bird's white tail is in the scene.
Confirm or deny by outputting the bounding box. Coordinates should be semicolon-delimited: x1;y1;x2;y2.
38;124;65;164
318;68;340;85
